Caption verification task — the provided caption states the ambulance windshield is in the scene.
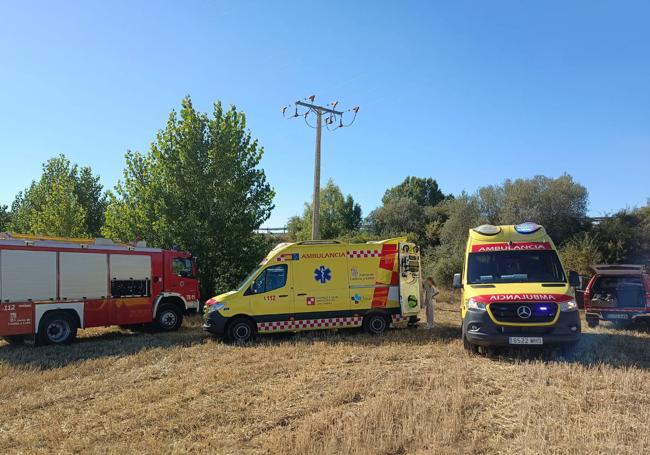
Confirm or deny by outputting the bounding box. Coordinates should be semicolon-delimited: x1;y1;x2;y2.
237;267;261;290
467;250;566;284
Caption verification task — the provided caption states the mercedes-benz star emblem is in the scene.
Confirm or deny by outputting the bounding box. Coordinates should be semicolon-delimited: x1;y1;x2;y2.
517;305;532;319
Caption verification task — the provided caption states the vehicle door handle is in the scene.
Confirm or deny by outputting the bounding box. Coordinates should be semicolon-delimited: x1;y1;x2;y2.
297;293;307;296
279;294;288;298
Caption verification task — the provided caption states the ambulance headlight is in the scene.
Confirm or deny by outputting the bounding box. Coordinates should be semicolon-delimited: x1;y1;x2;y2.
207;302;225;313
560;300;578;312
466;298;486;311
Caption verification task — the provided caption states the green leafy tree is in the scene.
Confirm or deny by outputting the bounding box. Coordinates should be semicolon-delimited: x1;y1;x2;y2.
593;206;650;266
432;194;482;285
559;232;603;276
103;96;275;296
287;180;362;241
368;197;426;243
9;155;105;237
371;177;449;248
382;176;447;207
495;175;588;244
0;205;11;231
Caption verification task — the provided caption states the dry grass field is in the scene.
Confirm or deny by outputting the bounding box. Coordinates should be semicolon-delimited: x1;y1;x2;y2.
1;304;649;455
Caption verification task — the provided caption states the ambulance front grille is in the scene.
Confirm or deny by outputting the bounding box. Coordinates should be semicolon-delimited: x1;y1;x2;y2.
489;302;558;324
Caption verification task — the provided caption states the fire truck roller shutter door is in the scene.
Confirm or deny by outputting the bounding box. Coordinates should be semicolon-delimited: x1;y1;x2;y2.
0;250;57;302
59;252;109;327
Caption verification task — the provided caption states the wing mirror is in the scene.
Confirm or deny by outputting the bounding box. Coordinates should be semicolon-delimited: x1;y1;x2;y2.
569;270;580;288
453;273;463;289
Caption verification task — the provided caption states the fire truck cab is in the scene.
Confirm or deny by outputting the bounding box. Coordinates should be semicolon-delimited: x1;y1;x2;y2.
0;233;199;345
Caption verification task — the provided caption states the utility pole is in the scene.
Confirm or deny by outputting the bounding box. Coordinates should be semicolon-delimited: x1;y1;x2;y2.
283;96;359;240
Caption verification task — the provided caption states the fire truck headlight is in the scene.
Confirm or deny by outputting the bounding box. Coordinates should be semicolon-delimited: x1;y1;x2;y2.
207;303;225;313
560;300;578;312
466;298;486;311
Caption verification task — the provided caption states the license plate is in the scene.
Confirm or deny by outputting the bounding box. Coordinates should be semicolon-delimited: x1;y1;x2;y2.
508;336;543;345
604;313;628;320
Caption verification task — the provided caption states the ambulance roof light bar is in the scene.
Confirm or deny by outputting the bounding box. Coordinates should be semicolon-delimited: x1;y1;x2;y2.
514;222;541;234
472;225;501;236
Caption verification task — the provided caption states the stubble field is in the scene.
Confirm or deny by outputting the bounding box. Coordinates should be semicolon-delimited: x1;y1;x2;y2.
1;303;649;455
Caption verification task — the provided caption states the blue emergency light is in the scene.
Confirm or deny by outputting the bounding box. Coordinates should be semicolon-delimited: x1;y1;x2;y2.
514;222;541;234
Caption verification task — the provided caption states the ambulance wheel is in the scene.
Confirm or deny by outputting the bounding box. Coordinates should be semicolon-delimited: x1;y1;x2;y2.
38;311;77;345
463;334;479;354
363;313;389;335
155;303;183;331
462;325;479;354
2;335;24;345
226;318;256;344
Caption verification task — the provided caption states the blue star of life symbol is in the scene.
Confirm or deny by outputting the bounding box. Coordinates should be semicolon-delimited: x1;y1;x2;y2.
314;265;332;284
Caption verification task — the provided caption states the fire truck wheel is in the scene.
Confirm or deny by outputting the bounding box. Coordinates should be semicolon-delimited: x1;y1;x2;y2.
2;336;24;345
225;318;256;344
363;313;389;335
38;312;77;345
155;303;183;331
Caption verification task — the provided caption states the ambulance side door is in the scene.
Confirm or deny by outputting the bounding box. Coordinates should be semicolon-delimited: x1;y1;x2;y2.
293;245;350;317
246;264;293;319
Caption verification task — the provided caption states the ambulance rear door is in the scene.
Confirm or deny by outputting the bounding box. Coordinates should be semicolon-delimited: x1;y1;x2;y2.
398;242;422;316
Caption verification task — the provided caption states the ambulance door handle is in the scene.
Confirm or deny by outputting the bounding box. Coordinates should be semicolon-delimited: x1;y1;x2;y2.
278;294;288;298
297;293;307;296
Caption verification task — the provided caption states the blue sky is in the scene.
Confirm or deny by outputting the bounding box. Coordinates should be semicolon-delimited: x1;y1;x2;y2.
1;1;648;227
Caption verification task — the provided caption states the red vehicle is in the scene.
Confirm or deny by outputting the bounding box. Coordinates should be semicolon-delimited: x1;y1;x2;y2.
584;265;650;328
0;233;199;345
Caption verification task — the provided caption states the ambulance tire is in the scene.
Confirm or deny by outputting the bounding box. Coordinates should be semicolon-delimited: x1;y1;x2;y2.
225;318;256;344
462;326;479;354
38;311;78;345
155;303;183;331
363;313;389;335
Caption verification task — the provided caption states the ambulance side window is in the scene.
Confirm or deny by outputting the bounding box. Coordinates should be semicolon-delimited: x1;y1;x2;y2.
250;265;287;294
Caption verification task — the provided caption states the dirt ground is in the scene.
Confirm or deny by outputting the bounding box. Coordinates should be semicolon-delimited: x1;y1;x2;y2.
1;304;649;455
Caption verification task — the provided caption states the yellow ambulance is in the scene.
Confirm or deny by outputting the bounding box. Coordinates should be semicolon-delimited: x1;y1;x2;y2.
453;223;581;352
203;238;421;342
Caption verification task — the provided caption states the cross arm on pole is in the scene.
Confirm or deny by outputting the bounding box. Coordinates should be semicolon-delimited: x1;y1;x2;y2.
295;101;343;116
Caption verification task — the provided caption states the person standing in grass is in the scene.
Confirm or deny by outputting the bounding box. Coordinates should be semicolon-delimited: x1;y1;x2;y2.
423;277;438;329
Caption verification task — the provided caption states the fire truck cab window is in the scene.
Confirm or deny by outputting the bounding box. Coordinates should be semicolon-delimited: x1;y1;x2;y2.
250;265;287;294
173;258;194;278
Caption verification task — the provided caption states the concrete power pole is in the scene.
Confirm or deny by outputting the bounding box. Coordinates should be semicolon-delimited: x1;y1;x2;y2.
284;96;359;240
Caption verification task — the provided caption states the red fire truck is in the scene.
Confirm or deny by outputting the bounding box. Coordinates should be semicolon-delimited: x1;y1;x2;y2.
0;233;200;345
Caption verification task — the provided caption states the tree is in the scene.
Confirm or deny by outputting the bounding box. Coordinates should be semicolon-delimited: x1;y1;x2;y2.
9;155;106;237
368;197;424;241
370;177;449;249
432;194;482;285
0;205;10;232
288;180;362;241
559;232;603;276
495;175;588;244
103;96;275;296
592;207;650;266
382;176;446;207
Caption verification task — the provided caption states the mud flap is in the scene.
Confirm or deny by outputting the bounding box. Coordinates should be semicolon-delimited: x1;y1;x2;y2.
398;242;422;317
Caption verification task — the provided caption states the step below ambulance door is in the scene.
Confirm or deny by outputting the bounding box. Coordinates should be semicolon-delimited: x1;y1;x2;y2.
246;264;293;319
